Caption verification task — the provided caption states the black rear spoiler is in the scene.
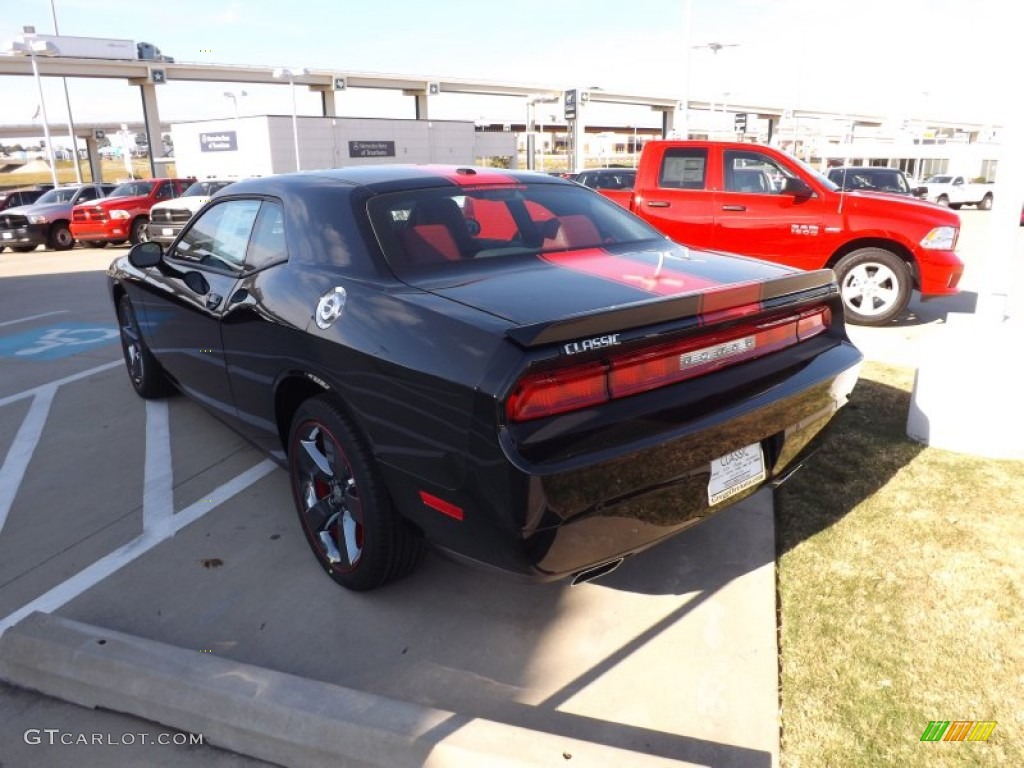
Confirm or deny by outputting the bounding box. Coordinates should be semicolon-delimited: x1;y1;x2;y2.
505;269;838;348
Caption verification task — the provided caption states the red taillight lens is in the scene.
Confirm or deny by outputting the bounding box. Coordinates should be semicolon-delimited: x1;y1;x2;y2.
508;306;831;422
797;307;831;340
507;362;608;422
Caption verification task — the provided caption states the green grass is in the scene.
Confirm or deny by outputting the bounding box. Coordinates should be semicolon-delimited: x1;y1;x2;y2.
776;362;1023;766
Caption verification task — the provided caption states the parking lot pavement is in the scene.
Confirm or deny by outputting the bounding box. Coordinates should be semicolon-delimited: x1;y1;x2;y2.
0;245;783;766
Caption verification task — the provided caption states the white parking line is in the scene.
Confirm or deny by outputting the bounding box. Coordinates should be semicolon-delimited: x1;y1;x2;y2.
0;387;56;536
0;311;70;328
0;360;121;408
143;400;173;535
0;459;276;636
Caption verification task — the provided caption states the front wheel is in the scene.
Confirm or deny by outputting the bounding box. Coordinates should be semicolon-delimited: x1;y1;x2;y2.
117;295;174;398
833;248;912;326
935;195;950;207
288;396;425;591
48;222;75;251
979;194;993;211
129;217;150;245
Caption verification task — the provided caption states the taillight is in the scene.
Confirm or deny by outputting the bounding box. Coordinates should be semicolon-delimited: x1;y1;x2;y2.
507;362;608;421
507;306;831;422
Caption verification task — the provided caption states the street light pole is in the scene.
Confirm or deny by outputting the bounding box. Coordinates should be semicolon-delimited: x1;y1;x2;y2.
273;68;308;171
47;5;82;183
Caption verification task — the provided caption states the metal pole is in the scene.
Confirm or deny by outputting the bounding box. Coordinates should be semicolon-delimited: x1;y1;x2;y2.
50;0;81;184
29;52;60;189
290;77;301;171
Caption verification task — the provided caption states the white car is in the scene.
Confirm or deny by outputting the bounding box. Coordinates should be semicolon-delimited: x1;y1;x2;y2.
147;179;236;245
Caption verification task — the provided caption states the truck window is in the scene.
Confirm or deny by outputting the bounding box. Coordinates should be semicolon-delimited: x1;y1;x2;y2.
724;150;791;194
658;148;708;190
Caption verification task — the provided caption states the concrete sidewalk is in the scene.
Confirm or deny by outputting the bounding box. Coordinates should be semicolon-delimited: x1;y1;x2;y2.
1;482;780;767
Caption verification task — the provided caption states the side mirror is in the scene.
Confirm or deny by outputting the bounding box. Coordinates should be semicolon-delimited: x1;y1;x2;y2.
128;241;163;268
911;186;928;198
782;177;815;198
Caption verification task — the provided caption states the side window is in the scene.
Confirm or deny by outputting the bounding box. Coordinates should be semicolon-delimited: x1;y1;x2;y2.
659;148;708;189
245;202;287;271
723;150;789;194
153;182;174;201
77;187;99;203
172;199;261;273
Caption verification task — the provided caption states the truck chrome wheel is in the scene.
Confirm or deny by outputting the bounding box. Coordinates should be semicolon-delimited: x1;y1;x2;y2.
834;248;911;326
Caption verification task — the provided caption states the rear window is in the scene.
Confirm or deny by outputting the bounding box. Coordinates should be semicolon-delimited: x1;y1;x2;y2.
366;182;663;275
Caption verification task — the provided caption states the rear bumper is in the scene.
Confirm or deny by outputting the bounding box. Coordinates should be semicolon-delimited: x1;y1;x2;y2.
915;248;964;297
389;340;862;582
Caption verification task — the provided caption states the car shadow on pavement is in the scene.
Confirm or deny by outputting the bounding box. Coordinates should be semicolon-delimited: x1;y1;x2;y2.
773;375;924;558
892;289;978;326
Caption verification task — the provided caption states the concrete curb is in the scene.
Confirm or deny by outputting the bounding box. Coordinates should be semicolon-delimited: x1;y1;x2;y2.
0;612;692;767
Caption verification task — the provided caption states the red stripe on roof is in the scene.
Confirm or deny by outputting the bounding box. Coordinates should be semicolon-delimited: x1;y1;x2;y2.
422;166;520;186
541;248;720;296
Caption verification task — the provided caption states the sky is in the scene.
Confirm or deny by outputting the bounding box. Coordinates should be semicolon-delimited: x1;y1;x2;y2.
0;0;1014;146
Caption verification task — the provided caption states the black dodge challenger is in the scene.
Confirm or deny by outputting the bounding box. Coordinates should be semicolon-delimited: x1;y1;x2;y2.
108;165;862;591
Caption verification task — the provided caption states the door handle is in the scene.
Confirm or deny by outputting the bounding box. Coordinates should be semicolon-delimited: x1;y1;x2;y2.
721;205;747;211
206;293;223;310
646;200;671;208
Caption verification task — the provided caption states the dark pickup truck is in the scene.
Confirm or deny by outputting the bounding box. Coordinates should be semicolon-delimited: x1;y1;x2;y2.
0;183;117;251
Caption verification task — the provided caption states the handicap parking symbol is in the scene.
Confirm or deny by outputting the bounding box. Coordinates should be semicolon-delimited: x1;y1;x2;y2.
0;323;120;361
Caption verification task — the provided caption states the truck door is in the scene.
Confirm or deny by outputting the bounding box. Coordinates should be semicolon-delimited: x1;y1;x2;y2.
713;148;826;272
632;145;715;250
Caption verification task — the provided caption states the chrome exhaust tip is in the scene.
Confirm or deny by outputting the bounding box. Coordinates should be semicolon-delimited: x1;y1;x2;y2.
570;557;624;586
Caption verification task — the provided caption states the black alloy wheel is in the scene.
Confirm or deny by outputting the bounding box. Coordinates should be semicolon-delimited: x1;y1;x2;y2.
117;295;173;398
288;396;425;591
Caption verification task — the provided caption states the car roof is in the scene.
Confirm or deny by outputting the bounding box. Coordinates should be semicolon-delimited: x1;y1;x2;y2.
222;165;574;198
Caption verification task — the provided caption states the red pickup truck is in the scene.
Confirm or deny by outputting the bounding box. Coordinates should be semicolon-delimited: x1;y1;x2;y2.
71;177;193;247
602;141;963;325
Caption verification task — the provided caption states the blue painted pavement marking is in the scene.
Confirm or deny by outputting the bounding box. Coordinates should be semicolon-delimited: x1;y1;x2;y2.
0;323;120;361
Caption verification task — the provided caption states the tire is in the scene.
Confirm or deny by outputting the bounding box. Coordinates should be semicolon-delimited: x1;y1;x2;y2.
48;222;75;251
833;248;912;326
129;217;150;245
288;396;425;591
949;203;962;211
12;245;36;252
117;295;174;398
979;194;993;211
935;195;950;207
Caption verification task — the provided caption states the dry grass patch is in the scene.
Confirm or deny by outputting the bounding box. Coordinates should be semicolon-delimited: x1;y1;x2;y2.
776;362;1023;767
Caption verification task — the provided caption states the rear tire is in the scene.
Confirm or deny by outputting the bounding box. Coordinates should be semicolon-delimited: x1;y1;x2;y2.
48;222;75;251
117;295;174;398
288;396;425;591
833;248;912;326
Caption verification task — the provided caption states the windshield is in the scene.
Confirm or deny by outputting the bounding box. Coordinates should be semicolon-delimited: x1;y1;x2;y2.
109;180;157;198
367;181;665;276
35;187;80;204
926;175;952;184
183;180;233;197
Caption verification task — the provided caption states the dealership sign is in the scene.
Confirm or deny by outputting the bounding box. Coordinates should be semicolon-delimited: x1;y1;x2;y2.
348;141;395;158
199;131;238;152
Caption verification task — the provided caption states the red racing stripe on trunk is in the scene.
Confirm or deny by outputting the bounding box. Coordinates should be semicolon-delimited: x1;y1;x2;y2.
541;248;720;296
